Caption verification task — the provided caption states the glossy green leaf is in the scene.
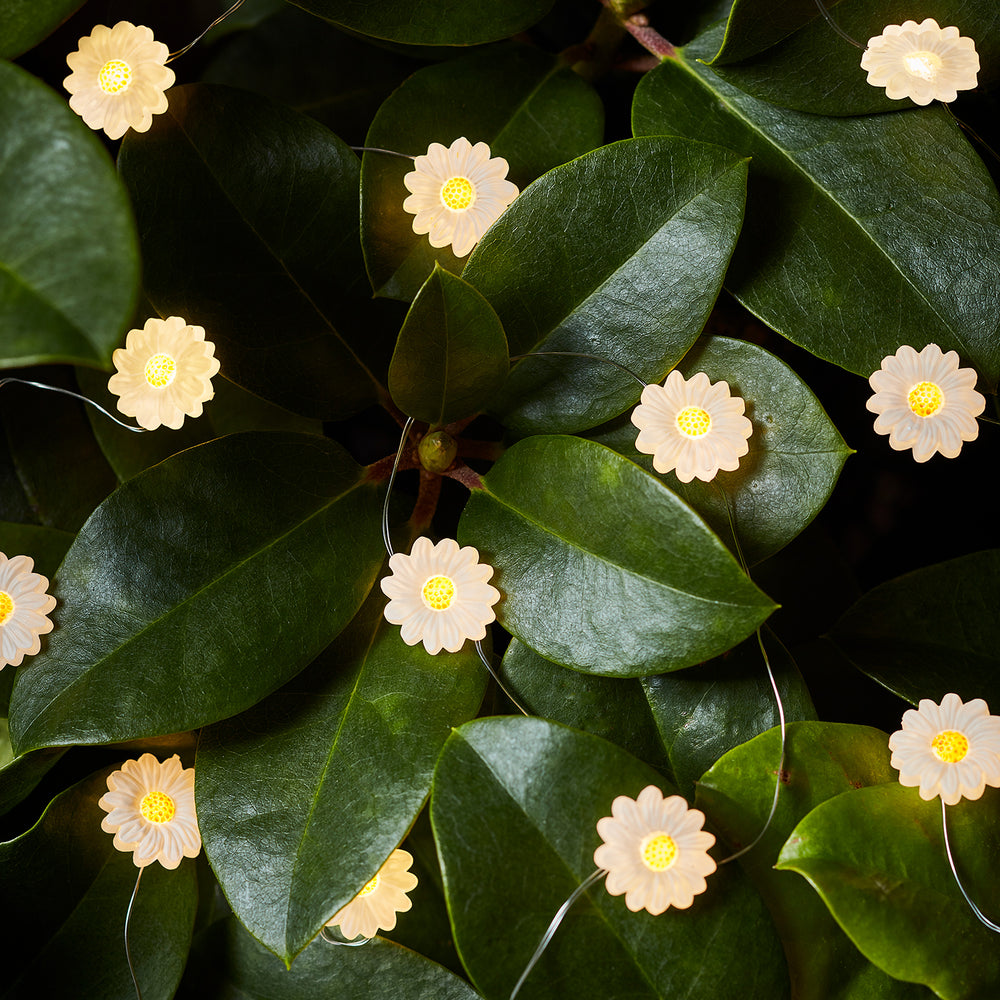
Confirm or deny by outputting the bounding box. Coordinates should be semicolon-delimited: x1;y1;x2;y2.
645;633;817;799
777;783;1000;999
632;27;1000;386
0;0;85;58
828;549;1000;708
0;522;73;580
389;265;508;425
432;717;790;1000
290;0;553;45
361;43;604;300
118;83;389;420
464;137;748;435
0;765;197;1000
7;432;383;753
500;639;672;774
0;61;139;368
589;336;852;564
459;435;776;677
698;722;927;1000
196;587;486;963
713;0;1000;115
710;0;824;64
207;917;482;998
0;718;64;816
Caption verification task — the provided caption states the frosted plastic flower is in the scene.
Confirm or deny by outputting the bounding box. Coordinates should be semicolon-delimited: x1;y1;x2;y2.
866;343;984;462
380;536;501;655
108;316;220;431
630;370;752;483
0;553;56;670
325;849;418;940
889;693;1000;806
594;785;716;914
860;19;979;105
98;754;201;869
63;22;175;140
402;138;519;258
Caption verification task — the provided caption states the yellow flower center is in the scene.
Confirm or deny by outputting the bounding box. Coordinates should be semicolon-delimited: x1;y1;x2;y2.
931;730;969;764
358;874;379;897
98;59;133;95
676;406;712;438
440;176;476;211
421;575;456;611
139;790;176;824
903;51;943;82
640;832;678;872
144;353;177;388
907;381;944;417
0;591;14;626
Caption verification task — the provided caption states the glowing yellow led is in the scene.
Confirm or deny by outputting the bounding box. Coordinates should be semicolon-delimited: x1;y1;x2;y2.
144;352;177;388
357;874;380;897
440;176;475;211
904;51;943;81
421;575;456;611
98;59;133;95
139;790;176;824
0;591;14;626
931;730;969;763
640;832;678;872
676;405;712;438
907;380;944;417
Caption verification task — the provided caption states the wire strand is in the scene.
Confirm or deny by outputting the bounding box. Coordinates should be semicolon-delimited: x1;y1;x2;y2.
124;866;145;1000
350;146;416;160
0;377;147;433
509;352;648;388
475;640;530;717
167;0;247;62
812;0;866;50
509;868;606;1000
941;799;1000;933
382;417;414;558
320;927;374;946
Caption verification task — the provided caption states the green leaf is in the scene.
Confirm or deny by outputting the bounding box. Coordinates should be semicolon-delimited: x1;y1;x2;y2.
7;432;383;753
712;1;1000;115
0;718;64;816
389;265;508;425
196;587;486;963
432;717;790;1000
645;632;817;799
709;0;824;64
632;27;1000;386
0;61;139;368
699;722;928;1000
0;765;197;1000
500;639;673;774
459;435;775;677
290;0;554;46
464;137;749;435
827;549;1000;708
0;522;73;580
777;784;1000;1000
589;335;853;564
361;43;604;300
0;0;86;58
118;83;389;420
206;917;483;998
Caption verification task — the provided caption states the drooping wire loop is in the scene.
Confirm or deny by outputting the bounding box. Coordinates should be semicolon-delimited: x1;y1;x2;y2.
124;866;145;1000
941;798;1000;933
0;377;147;433
167;0;247;62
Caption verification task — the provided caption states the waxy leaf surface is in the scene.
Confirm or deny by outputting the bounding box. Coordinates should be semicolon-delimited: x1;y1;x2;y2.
432;717;790;1000
459;435;775;676
464;137;748;434
0;62;138;368
8;433;383;752
632;27;1000;386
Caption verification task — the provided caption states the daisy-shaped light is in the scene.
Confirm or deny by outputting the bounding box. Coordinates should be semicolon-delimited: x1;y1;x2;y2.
0;553;56;670
108;316;220;431
402;138;519;258
64;21;175;140
380;536;501;655
630;370;752;483
889;693;1000;806
860;18;979;105
325;849;418;941
594;785;717;914
866;343;984;462
98;754;201;869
